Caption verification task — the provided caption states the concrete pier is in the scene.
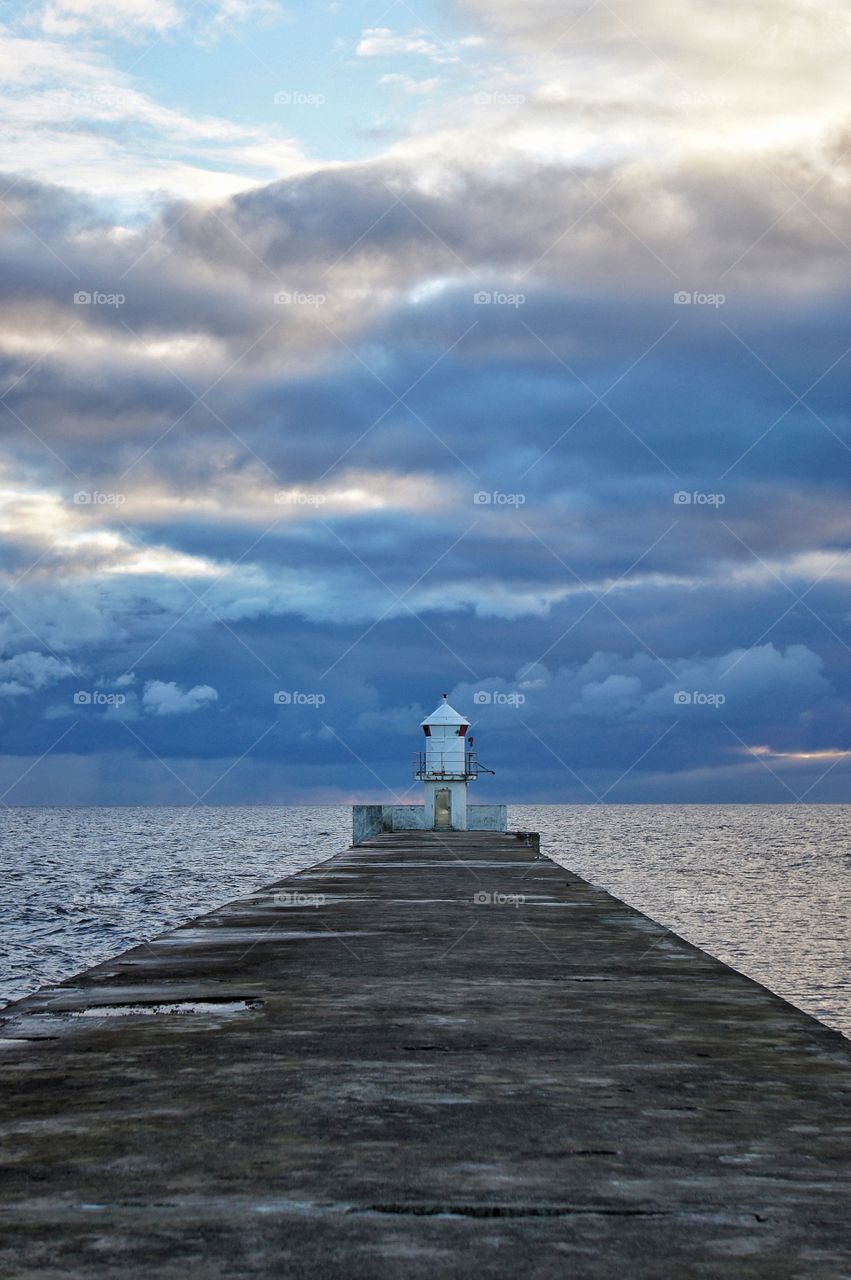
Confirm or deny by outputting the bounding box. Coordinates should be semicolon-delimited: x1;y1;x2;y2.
2;830;851;1277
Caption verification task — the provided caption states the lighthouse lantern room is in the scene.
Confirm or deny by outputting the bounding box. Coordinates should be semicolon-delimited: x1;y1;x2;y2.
414;694;479;830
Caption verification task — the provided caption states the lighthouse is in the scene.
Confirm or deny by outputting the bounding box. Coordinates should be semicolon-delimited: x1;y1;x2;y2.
352;696;504;842
414;694;478;830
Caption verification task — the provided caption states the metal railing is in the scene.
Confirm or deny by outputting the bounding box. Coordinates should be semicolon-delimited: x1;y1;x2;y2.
413;751;480;781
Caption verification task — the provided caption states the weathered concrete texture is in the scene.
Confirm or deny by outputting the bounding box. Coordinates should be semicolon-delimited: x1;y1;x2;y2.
2;831;851;1279
352;804;508;842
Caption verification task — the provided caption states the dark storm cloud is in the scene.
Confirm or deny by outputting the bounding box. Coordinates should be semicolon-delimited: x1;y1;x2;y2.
1;130;851;799
4;152;850;495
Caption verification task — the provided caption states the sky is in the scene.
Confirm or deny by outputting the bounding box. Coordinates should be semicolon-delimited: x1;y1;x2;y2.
1;0;851;804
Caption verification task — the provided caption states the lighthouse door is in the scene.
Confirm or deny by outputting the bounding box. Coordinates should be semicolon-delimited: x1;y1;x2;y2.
435;788;451;829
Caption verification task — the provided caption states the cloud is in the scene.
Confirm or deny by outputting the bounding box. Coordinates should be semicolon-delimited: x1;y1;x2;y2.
196;0;291;46
457;0;851;82
0;25;309;203
0;2;848;800
454;0;851;159
458;644;831;730
0;652;70;697
379;74;442;96
356;26;481;65
37;0;283;41
142;680;219;716
357;28;444;59
39;0;183;38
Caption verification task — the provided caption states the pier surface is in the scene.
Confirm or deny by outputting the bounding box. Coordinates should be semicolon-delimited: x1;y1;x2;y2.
2;830;851;1278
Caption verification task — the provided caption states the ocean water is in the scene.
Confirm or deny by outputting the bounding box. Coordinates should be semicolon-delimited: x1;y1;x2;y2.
0;807;352;1010
518;804;851;1040
1;805;849;1040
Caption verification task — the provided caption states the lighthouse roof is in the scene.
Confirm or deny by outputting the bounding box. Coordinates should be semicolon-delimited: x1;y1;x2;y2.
421;695;469;728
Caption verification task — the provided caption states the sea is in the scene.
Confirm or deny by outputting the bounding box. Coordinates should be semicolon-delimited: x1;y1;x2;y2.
1;805;849;1039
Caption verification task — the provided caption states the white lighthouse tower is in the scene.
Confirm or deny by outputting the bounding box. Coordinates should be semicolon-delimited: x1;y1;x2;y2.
414;694;478;830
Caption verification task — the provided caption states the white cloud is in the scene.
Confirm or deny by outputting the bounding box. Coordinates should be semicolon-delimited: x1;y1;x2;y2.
452;643;832;728
37;0;284;40
40;0;183;38
142;680;219;716
203;0;286;30
0;651;70;696
0;485;221;581
357;28;443;58
356;26;478;65
0;25;310;202
379;73;441;96
453;0;851;165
